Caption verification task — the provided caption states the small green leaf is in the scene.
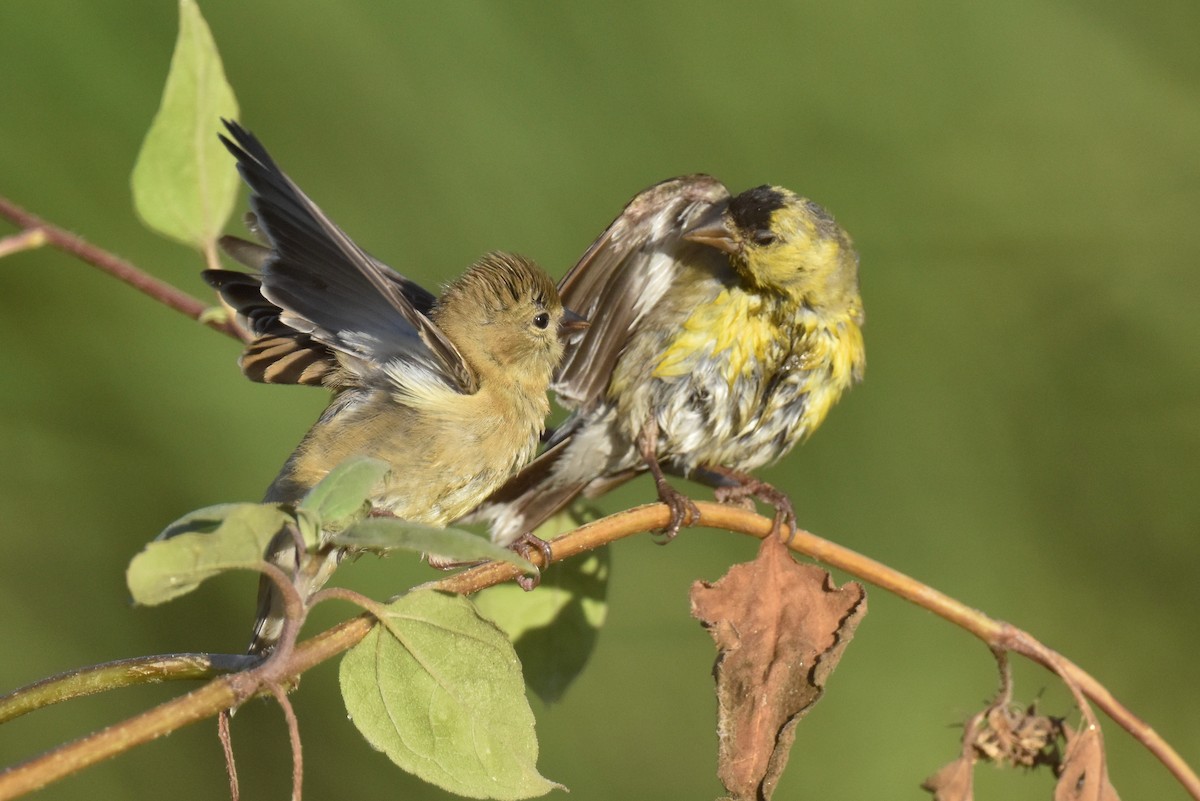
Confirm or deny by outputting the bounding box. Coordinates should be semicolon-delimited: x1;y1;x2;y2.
127;503;291;605
340;590;560;799
476;543;609;703
298;456;390;528
332;519;536;574
131;0;239;251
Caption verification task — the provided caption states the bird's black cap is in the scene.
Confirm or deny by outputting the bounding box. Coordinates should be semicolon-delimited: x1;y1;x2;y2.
728;186;787;234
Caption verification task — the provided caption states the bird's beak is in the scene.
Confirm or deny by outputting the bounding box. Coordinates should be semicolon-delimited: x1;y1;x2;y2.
683;205;741;256
558;307;590;343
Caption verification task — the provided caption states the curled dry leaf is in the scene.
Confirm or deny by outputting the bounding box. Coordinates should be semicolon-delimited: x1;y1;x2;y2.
921;754;975;801
923;705;985;801
1055;725;1121;801
690;534;867;801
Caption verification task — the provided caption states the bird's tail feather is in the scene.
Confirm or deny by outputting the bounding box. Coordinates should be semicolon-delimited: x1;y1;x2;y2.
247;530;343;655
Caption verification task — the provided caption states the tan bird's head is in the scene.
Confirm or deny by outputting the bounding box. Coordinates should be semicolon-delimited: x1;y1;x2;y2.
435;252;574;381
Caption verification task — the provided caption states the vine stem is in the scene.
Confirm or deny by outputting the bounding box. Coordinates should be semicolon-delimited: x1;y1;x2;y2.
0;194;247;342
0;654;255;725
0;502;1196;800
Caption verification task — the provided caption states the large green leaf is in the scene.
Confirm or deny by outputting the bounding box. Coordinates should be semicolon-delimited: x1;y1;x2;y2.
340;590;560;799
131;0;239;251
127;503;291;605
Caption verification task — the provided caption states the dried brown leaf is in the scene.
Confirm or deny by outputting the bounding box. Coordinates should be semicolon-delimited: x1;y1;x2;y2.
691;535;867;801
921;755;975;801
1055;725;1121;801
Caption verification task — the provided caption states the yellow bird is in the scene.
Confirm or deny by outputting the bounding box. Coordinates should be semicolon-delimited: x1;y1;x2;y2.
471;175;864;545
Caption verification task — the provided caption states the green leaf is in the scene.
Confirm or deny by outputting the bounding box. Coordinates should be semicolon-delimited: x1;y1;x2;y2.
340;590;560;799
331;519;536;574
298;456;390;528
475;543;609;703
131;0;239;251
127;503;291;605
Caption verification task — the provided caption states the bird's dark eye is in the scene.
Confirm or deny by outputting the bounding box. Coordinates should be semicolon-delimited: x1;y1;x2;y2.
533;312;550;329
753;229;778;246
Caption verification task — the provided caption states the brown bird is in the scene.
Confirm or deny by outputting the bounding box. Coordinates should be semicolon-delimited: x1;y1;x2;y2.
205;120;576;653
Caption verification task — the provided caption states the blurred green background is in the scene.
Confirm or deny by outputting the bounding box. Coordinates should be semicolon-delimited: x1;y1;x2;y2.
2;1;1197;799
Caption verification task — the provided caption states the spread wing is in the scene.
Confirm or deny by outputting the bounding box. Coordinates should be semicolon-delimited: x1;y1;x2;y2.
212;119;476;394
553;175;731;408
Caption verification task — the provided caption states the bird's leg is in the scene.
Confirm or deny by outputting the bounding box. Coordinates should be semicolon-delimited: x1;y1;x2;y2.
509;532;553;591
638;417;699;542
695;463;796;538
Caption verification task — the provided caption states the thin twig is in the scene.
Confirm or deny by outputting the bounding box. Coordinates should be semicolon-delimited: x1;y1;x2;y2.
0;503;1195;801
0;654;255;725
265;683;302;801
0;194;247;342
991;647;1012;704
217;710;239;801
308;586;389;618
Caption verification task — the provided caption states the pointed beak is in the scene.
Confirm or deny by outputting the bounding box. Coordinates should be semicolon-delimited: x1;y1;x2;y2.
558;307;590;344
683;205;741;256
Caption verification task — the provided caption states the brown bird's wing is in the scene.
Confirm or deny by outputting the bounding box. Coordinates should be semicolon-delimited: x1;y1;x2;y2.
554;175;730;409
210;120;476;394
207;239;443;386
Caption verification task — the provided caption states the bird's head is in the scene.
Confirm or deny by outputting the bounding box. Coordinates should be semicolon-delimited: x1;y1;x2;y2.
435;253;576;379
685;185;862;317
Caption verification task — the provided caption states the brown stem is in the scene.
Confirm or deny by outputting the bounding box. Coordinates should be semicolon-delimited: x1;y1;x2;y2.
0;654;254;725
0;194;247;343
217;710;239;801
265;683;303;801
0;503;1195;800
308;586;388;618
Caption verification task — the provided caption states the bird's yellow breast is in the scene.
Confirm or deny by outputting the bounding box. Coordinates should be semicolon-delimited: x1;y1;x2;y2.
653;288;778;385
612;284;864;473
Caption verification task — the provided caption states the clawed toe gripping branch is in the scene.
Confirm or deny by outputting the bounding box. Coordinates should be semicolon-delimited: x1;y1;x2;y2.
707;465;797;536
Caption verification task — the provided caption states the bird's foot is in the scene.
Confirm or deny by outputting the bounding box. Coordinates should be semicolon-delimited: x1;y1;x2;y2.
713;474;796;539
509;532;553;590
651;476;700;544
637;418;699;543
